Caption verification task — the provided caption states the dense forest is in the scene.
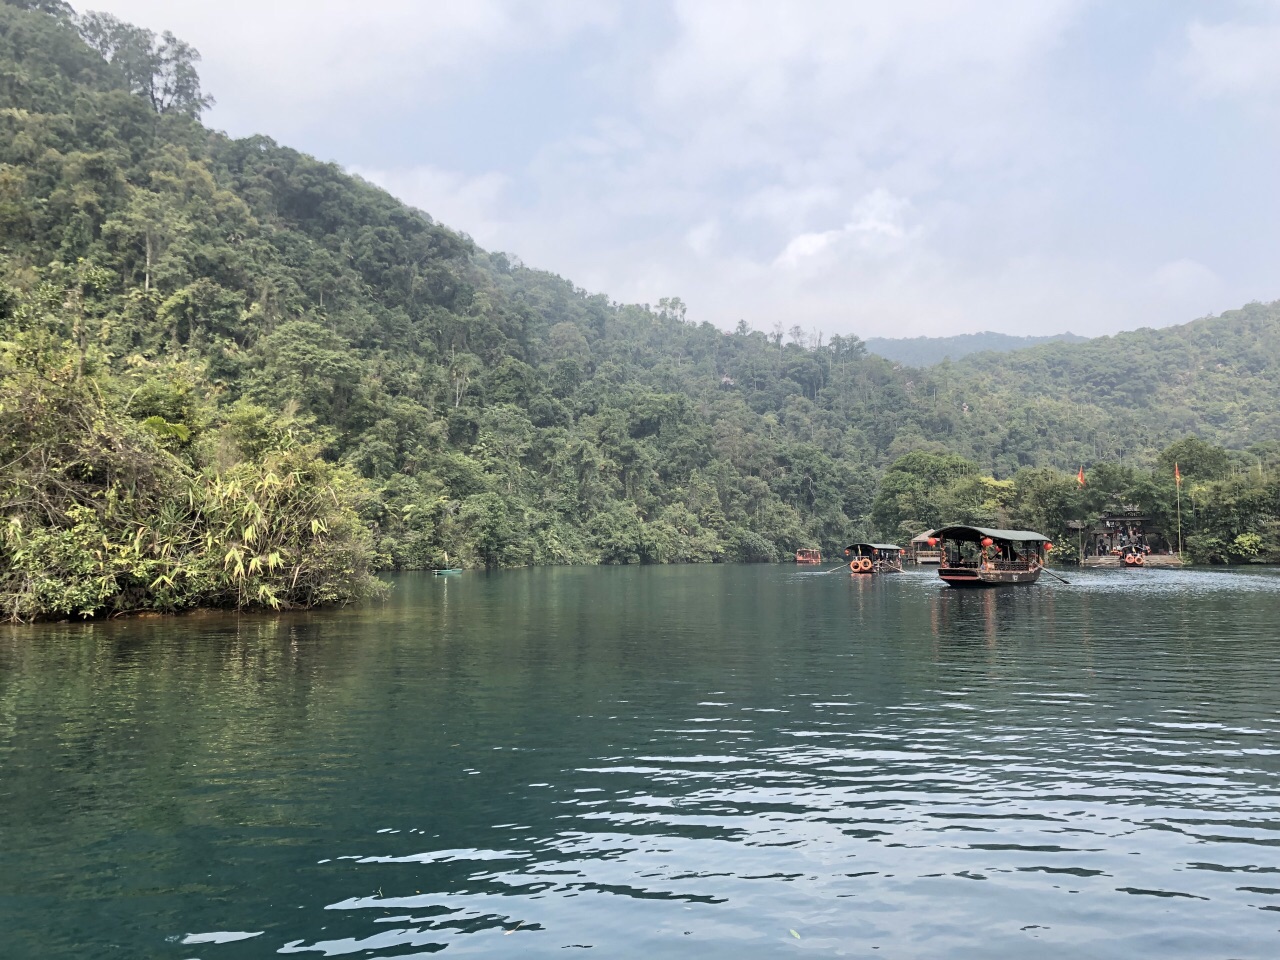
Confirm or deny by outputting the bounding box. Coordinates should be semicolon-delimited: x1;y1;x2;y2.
865;332;1088;367
3;0;1280;620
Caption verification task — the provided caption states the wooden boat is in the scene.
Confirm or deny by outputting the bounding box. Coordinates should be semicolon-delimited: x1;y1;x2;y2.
795;548;823;564
844;542;905;574
1084;550;1182;569
934;525;1052;588
1120;545;1149;568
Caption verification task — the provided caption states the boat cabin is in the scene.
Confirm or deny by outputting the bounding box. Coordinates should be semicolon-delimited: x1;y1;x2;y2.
795;548;822;564
934;525;1051;587
844;542;905;574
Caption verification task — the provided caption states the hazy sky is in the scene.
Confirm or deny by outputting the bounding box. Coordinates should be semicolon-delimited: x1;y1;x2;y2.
88;1;1280;338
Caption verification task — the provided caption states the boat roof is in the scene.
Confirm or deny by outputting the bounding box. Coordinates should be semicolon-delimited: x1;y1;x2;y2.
934;525;1050;543
846;542;903;552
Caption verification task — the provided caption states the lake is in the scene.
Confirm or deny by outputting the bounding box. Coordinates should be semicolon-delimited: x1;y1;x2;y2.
3;565;1280;958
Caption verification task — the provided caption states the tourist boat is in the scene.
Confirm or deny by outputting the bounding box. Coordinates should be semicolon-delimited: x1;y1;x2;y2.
432;568;463;576
934;525;1052;587
1120;545;1148;568
795;548;823;564
845;542;905;574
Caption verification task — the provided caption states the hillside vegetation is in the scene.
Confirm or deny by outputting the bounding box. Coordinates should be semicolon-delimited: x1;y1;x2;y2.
3;0;1279;619
865;332;1088;367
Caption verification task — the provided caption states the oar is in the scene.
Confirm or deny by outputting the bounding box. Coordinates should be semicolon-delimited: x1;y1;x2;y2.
1037;563;1071;585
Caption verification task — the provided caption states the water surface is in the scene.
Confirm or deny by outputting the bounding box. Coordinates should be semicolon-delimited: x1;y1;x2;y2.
3;565;1280;958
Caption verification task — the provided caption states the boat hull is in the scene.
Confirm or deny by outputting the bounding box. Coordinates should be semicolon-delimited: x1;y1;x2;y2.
939;565;1042;588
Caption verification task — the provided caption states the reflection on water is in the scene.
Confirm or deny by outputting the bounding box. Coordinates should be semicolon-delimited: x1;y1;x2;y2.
3;566;1280;958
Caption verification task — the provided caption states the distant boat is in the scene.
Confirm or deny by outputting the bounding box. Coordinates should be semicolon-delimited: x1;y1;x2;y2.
795;548;823;564
844;542;905;574
432;568;463;576
935;525;1051;587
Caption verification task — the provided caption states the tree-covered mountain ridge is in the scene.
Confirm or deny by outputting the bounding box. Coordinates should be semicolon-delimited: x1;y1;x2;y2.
866;331;1089;367
3;1;1279;619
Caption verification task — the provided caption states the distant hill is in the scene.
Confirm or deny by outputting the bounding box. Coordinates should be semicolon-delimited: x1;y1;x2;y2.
865;332;1090;367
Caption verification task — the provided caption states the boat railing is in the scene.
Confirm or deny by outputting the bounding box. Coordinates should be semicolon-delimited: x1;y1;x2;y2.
945;558;1037;572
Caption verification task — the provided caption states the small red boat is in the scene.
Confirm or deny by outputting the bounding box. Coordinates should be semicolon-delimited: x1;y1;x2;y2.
795;548;823;564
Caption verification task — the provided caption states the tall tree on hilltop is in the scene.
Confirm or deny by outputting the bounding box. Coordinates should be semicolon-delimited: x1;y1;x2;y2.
77;11;213;117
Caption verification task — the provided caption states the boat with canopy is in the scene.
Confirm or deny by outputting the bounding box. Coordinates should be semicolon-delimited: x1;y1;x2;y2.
844;542;905;574
934;525;1053;587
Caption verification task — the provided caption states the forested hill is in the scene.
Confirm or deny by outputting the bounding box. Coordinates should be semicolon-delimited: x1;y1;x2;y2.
865;331;1089;367
950;305;1280;455
3;1;1280;619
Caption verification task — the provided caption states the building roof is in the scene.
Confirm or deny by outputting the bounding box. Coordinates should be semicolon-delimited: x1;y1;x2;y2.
934;525;1050;543
910;529;937;543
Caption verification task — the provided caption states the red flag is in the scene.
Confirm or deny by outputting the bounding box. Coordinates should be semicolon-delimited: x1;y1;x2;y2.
1077;466;1085;487
1175;461;1182;485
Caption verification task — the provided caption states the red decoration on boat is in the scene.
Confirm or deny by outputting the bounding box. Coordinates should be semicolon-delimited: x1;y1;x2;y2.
1044;542;1054;551
927;537;938;547
980;537;994;547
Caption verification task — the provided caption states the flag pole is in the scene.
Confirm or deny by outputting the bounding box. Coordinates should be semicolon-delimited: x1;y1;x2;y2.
1175;463;1183;557
1176;482;1182;557
1077;465;1086;564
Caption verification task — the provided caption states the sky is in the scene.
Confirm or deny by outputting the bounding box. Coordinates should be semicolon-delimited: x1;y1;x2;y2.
87;0;1280;339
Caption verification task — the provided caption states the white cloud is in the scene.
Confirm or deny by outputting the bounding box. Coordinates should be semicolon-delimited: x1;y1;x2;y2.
1149;258;1222;306
1180;13;1280;102
84;1;1279;338
774;189;915;271
684;219;720;257
775;229;842;270
89;0;620;139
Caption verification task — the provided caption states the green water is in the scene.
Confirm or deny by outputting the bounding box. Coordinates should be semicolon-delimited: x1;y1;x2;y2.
3;565;1280;958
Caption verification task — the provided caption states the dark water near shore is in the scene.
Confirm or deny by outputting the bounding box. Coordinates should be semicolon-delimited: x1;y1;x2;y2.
4;565;1280;958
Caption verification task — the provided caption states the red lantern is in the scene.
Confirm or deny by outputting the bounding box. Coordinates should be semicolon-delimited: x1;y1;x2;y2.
980;537;994;547
1045;542;1054;551
900;549;905;556
927;537;937;547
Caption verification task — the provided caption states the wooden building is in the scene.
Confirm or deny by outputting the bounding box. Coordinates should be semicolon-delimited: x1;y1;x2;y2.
909;530;942;564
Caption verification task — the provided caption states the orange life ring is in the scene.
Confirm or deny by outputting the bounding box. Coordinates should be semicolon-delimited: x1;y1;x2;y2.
859;557;873;572
1124;553;1136;565
849;560;858;572
1133;554;1144;566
